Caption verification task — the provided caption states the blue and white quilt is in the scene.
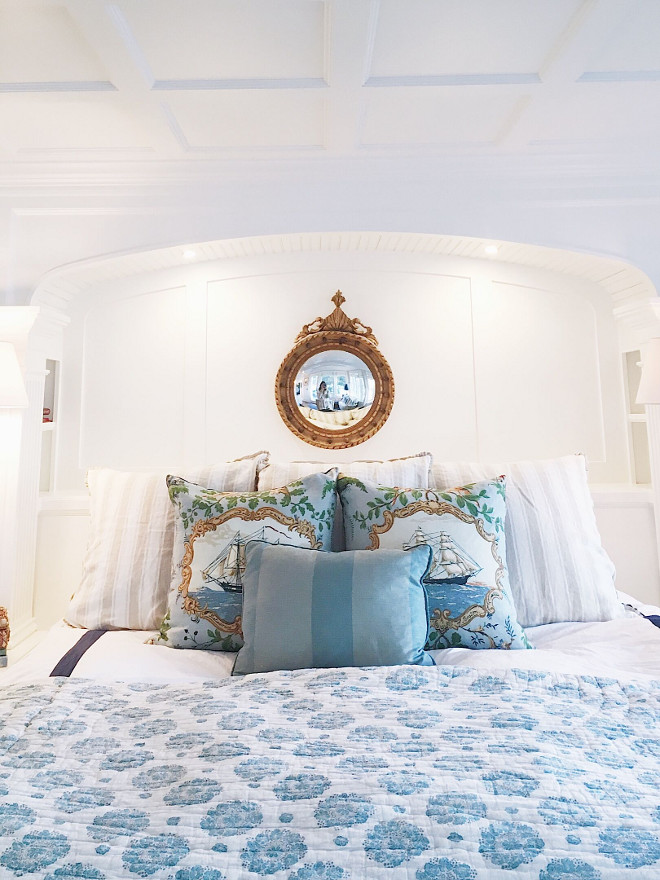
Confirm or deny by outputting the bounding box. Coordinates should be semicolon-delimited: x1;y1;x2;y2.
1;665;660;878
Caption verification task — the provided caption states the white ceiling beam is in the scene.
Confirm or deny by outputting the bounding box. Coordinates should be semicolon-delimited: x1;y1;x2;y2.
538;0;635;85
497;0;637;151
61;1;154;93
60;1;188;154
323;0;376;153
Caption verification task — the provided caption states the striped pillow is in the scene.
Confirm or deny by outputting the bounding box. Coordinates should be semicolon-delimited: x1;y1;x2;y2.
432;455;622;627
234;542;434;674
65;453;269;631
258;452;433;491
258;453;433;551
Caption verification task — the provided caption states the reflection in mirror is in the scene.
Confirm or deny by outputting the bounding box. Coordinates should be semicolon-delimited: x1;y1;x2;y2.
294;350;376;431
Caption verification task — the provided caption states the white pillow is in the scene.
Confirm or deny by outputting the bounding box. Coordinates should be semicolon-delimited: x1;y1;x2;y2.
432;454;622;627
258;452;433;491
259;453;433;551
65;452;269;631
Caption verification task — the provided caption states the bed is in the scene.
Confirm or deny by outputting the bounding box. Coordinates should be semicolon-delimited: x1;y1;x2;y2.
2;453;660;879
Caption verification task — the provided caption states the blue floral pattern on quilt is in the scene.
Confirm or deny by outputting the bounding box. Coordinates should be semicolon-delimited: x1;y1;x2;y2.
1;667;659;877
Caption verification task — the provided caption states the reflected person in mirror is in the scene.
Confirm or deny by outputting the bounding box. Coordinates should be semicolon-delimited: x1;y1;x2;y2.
317;381;333;411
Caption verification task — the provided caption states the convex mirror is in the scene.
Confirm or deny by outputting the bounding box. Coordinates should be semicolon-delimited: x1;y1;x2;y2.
275;291;394;449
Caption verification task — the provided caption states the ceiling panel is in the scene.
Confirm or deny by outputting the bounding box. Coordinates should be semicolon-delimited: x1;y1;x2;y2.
165;91;325;149
369;0;582;78
0;5;108;83
361;88;521;147
584;0;660;72
526;83;660;146
119;0;325;81
0;95;163;152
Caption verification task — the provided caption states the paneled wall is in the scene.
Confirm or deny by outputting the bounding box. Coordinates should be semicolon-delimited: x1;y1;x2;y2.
55;249;627;488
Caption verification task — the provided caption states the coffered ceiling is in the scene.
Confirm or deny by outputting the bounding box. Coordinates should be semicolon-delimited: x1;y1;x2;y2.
0;0;658;168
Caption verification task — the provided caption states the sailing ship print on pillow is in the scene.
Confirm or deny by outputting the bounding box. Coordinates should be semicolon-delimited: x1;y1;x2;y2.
338;475;531;651
154;471;337;651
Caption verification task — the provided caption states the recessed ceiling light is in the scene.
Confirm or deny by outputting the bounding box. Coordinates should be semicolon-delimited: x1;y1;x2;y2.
484;244;499;256
182;249;197;260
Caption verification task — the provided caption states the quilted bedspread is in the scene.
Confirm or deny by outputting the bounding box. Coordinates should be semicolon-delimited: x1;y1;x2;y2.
1;666;660;879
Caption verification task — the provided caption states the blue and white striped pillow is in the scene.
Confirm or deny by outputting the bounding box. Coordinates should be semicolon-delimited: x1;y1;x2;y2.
233;542;434;674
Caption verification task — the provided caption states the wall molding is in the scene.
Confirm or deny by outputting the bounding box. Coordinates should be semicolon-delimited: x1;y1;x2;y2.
30;232;659;353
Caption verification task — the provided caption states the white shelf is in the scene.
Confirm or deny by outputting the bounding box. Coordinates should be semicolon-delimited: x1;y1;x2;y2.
41;421;55;431
590;483;654;506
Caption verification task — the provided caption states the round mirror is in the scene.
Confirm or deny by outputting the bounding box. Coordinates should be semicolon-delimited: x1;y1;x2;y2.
294;350;375;431
276;329;394;449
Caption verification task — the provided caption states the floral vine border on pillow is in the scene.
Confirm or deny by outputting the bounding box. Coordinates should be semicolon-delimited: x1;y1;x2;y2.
155;471;337;651
338;475;531;651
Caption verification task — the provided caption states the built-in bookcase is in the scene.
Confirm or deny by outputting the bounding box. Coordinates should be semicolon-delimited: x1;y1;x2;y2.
39;358;59;493
624;350;651;484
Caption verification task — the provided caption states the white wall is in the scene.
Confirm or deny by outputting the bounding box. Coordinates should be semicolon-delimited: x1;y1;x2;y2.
53;248;628;489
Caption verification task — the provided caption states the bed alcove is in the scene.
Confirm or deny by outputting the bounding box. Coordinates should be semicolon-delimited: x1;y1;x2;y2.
5;230;660;647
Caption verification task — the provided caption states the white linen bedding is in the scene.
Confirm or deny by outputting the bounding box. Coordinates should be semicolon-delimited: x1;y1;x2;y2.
4;608;660;685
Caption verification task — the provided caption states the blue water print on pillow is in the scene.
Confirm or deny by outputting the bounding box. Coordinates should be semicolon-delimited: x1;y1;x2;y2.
155;471;337;652
338;475;531;650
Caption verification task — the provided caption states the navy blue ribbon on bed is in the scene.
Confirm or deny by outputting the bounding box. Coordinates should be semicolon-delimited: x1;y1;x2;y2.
644;614;660;629
50;630;107;677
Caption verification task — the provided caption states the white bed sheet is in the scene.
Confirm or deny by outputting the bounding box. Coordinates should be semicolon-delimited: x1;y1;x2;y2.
3;606;660;685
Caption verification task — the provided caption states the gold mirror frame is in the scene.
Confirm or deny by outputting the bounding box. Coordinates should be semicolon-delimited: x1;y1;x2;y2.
275;291;395;449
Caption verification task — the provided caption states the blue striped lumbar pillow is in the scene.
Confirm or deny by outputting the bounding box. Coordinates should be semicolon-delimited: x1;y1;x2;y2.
233;542;434;674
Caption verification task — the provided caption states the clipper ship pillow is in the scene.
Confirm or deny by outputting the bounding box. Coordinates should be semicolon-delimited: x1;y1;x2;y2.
338;475;532;651
154;471;337;651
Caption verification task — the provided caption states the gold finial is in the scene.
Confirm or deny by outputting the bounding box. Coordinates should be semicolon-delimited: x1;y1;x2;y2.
295;291;378;345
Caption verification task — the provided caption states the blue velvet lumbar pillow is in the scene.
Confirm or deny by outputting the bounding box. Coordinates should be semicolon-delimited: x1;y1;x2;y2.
233;542;434;674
